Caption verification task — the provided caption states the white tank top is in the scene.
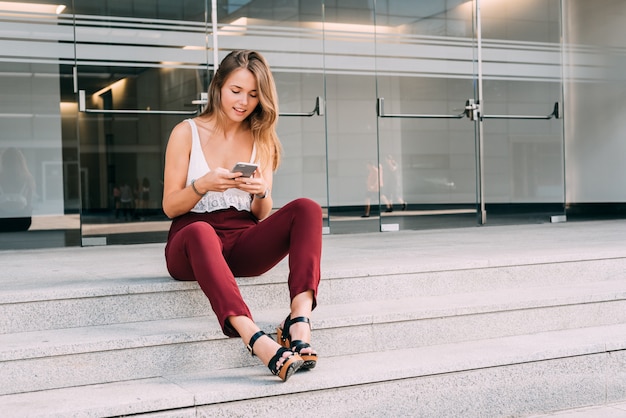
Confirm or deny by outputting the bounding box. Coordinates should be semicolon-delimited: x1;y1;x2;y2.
185;118;257;213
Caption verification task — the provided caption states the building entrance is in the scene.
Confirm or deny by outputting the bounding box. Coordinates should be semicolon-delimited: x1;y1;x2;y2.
0;0;566;248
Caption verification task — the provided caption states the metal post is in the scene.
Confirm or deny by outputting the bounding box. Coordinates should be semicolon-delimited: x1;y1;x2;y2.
211;0;218;74
475;0;487;225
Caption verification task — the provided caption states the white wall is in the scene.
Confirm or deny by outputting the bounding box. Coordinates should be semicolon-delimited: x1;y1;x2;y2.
563;0;626;203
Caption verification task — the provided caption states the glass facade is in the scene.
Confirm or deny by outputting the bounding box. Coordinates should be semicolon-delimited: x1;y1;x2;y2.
0;0;624;249
0;2;78;248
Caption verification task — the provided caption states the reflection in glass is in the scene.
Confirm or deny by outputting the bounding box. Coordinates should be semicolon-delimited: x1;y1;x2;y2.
76;68;207;224
382;154;407;212
0;60;79;248
0;3;80;248
0;148;36;232
72;0;212;245
362;161;384;218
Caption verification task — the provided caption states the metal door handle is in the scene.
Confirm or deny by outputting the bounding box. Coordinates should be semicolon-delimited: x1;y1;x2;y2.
79;91;325;118
280;96;325;117
78;90;202;115
377;98;466;119
481;102;560;120
379;98;560;121
195;95;325;117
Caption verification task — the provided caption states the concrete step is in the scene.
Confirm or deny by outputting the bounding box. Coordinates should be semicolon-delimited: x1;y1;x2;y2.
529;401;626;417
2;278;626;396
3;255;626;334
3;221;626;334
1;323;625;417
3;220;626;335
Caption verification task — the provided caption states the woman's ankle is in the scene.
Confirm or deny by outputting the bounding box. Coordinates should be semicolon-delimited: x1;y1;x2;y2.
288;320;311;342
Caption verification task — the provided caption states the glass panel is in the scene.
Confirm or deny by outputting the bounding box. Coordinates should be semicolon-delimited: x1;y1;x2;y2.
374;0;478;232
480;0;565;225
0;1;80;249
74;1;210;245
215;0;328;230
322;1;379;233
562;1;626;220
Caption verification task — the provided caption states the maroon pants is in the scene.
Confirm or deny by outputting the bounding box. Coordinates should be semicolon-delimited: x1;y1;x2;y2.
165;198;322;337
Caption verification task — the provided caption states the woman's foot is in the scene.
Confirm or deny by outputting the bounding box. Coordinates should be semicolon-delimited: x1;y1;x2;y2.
277;315;318;370
247;330;303;381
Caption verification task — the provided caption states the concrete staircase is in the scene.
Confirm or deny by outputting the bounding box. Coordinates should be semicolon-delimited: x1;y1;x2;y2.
1;221;626;417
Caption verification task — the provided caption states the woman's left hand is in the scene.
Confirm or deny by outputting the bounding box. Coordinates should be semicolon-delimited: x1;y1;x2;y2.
234;171;267;197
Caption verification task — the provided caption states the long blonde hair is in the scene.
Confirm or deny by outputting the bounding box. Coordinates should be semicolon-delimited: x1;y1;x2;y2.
200;50;282;170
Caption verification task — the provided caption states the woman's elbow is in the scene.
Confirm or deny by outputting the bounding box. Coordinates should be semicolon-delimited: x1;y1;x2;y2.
161;199;178;219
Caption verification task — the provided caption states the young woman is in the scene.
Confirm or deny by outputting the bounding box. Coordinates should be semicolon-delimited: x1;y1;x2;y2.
162;50;321;382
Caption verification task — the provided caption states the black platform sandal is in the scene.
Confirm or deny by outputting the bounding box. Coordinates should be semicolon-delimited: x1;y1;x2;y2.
276;315;318;370
247;330;303;382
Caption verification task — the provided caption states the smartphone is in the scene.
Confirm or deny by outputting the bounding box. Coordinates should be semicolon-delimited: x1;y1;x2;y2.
231;162;258;178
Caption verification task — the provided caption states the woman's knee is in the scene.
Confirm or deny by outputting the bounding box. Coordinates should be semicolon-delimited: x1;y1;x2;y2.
168;222;221;259
166;222;221;280
183;222;220;245
289;198;323;220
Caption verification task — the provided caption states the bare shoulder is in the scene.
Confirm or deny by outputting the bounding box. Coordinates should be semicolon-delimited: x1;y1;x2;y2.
166;119;194;152
169;119;192;142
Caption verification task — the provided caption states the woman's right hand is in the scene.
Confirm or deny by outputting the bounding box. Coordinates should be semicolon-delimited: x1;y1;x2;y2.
193;167;241;194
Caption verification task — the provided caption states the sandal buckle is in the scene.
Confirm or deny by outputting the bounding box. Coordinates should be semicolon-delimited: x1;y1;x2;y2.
247;330;266;357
